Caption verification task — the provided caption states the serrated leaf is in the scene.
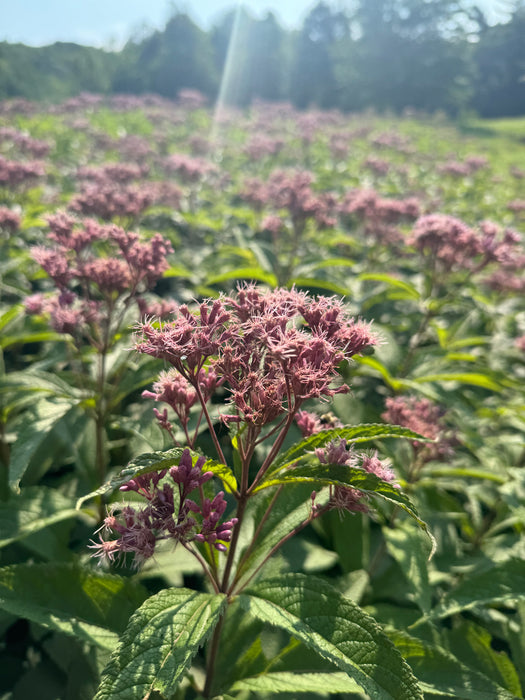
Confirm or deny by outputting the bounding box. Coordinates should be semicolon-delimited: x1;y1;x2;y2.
383;521;432;614
239;574;423;700
0;486;81;548
427;558;525;620
231;671;362;695
0;563;148;650
255;459;434;546
77;448;237;509
268;424;429;475
388;630;517;699
9;397;79;491
95;588;227;700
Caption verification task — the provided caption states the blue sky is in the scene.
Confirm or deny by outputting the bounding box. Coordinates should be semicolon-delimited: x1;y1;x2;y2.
0;0;511;48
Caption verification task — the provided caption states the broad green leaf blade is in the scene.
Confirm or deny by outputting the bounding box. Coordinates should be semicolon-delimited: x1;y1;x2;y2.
202;457;238;494
358;273;421;300
423;467;506;484
235;485;330;585
207;267;278;287
388;630;517;699
289;277;349;296
95;588;227;700
447;621;523;698
239;573;422;700
412;373;502;391
427;558;525;620
76;446;183;508
0;563;148;650
255;459;434;546
9;397;78;491
77;448;237;508
232;671;362;695
0;369;82;399
309;256;356;271
383;522;432;614
0;486;81;548
268;424;429;474
354;357;407;391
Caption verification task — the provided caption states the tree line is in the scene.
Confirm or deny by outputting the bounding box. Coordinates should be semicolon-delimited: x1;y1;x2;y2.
1;0;524;117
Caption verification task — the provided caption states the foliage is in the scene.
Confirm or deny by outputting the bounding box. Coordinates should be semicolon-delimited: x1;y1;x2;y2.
0;93;524;700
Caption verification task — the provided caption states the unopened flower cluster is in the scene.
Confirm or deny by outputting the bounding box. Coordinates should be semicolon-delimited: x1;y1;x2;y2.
91;449;238;566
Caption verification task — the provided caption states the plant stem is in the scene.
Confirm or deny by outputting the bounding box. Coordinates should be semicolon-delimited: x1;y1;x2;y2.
202;609;226;698
194;382;227;465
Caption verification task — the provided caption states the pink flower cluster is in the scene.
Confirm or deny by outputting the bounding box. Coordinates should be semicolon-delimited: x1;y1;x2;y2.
438;155;488;178
69;182;154;222
0;155;45;189
77;162;148;184
26;213;173;345
90;449;238;566
382;395;454;462
163;154;216;183
0;127;51;158
244;134;285;160
0;206;21;233
409;214;524;274
341;188;420;245
136;286;377;429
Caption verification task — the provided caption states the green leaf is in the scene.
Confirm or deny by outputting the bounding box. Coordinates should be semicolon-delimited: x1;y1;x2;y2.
424;467;506;484
354;356;407;391
231;671;362;695
308;257;356;271
207;267;278;287
202;457;238;494
239;573;423;700
427;558;525;620
9;397;79;491
255;459;434;544
447;621;523;698
412;372;502;391
0;369;82;404
268;424;429;475
388;630;518;699
288;277;349;296
0;330;66;349
383;521;432;614
0;563;148;650
358;273;421;300
77;448;237;509
235;485;330;586
0;486;81;548
95;588;227;700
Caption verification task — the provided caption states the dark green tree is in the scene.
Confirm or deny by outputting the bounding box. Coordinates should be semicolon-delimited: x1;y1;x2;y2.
289;2;350;109
114;12;218;99
349;0;475;114
472;1;525;116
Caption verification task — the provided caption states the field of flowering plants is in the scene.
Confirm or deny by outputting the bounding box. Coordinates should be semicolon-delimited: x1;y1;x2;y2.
0;92;524;700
